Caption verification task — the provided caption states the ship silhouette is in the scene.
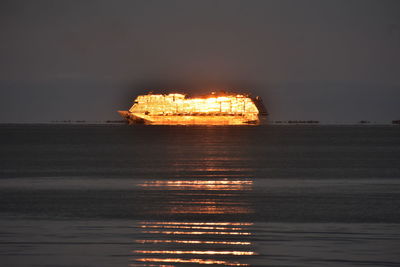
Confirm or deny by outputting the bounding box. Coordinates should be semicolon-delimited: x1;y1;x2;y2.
118;92;267;125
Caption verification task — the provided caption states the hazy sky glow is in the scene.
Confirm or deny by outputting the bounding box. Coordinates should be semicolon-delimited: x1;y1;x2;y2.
0;0;399;123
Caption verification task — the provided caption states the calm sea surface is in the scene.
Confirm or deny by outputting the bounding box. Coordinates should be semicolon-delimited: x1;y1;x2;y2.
1;124;400;267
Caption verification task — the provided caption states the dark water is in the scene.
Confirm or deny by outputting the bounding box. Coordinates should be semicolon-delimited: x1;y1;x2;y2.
1;124;400;266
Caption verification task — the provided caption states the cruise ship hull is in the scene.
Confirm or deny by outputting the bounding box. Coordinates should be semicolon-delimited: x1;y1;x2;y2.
118;111;259;125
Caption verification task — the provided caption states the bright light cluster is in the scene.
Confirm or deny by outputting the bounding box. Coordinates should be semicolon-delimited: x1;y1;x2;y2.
130;93;259;115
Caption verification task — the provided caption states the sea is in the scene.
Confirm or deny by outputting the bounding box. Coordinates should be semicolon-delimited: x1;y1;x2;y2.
1;124;400;267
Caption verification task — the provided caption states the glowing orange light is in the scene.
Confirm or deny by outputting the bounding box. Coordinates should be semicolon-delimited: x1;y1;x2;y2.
135;257;249;266
167;206;252;214
139;180;253;191
141;180;253;185
142;230;251;235
169;201;244;205
175;193;238;197
140;222;253;226
135;239;252;245
119;92;265;125
140;225;245;230
134;250;256;256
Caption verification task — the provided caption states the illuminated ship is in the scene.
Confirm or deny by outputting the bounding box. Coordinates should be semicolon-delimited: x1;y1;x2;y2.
118;92;267;125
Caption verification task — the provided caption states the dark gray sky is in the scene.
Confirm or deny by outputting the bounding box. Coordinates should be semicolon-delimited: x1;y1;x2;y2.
0;0;399;123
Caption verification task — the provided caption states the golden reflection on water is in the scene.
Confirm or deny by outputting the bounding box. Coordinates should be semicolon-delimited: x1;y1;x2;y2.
142;230;252;236
136;240;251;245
168;206;251;215
134;250;255;256
138;180;252;191
140;225;246;231
134;258;250;266
132;178;255;266
142;222;253;226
